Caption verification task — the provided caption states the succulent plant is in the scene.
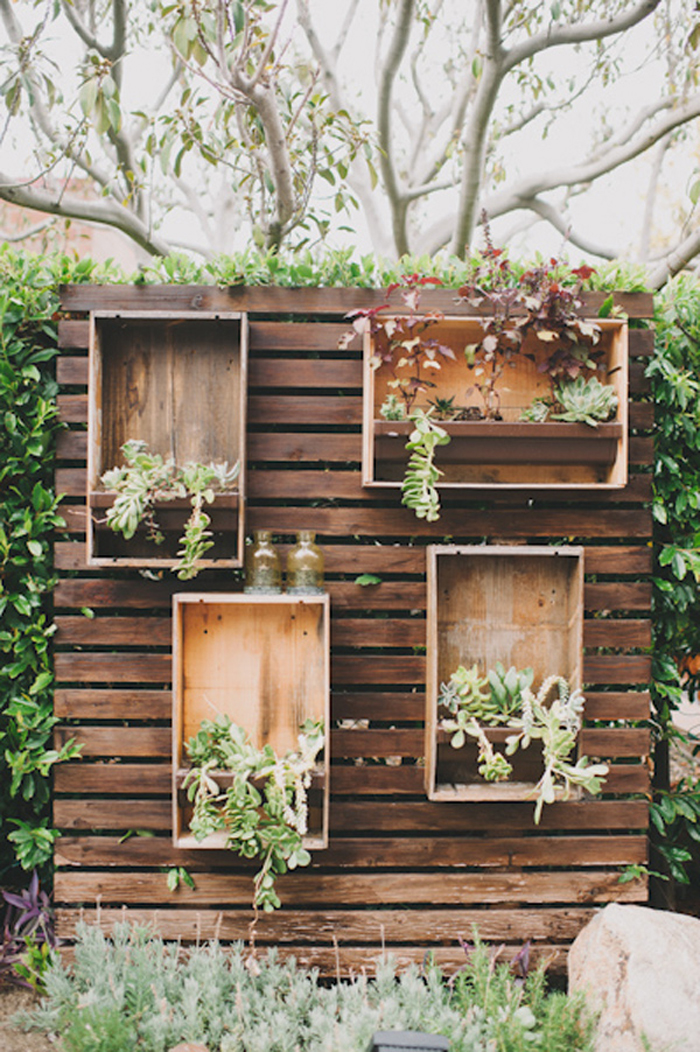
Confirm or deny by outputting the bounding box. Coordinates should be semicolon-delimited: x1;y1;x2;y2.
379;393;406;420
519;399;551;423
552;375;618;428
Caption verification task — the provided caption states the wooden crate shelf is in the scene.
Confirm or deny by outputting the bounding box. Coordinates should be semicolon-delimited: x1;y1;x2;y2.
87;311;248;567
425;544;584;802
172;593;330;850
363;316;628;489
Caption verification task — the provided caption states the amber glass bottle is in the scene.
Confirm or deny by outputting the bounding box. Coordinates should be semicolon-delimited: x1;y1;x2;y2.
244;531;282;593
286;530;324;594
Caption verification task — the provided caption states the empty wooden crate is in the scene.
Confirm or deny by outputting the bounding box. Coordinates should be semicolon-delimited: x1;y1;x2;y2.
172;593;330;850
87;311;247;567
425;545;584;801
363;316;628;489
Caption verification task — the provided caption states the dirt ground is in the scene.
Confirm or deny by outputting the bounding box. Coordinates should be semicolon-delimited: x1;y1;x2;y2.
0;986;60;1050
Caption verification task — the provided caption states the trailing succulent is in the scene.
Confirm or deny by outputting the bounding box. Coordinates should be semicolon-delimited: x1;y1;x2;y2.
101;439;239;579
183;715;324;912
438;663;608;822
400;409;450;521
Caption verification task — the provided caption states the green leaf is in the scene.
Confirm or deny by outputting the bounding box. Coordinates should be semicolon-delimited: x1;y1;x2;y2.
598;294;614;318
355;574;382;586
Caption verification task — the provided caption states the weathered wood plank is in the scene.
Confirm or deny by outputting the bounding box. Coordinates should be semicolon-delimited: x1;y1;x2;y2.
50;905;597;943
59;285;654;317
52;577;652;615
52;933;570;975
53;685;648;727
53;651;650;687
54;725;434;758
54;831;647;870
54;689;172;719
53;868;647;907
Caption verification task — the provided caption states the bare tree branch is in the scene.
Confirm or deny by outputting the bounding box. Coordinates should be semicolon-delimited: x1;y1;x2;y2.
0;219;53;242
295;0;394;255
0;172;170;255
519;195;621;259
376;0;416;255
649;223;700;288
639;133;672;261
486;92;700;215
503;0;662;74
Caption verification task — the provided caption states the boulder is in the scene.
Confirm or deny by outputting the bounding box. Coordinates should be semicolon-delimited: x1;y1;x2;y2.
568;903;700;1052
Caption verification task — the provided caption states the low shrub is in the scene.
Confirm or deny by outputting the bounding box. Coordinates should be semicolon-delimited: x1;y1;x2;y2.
19;921;596;1052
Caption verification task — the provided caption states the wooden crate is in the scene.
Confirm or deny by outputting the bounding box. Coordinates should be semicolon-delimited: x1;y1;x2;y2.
363;316;628;489
87;311;248;567
172;593;330;850
425;544;585;801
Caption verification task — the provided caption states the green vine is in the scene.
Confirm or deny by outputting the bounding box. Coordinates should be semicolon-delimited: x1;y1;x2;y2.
101;440;240;580
183;715;324;912
400;409;451;521
0;249;100;880
438;664;608;823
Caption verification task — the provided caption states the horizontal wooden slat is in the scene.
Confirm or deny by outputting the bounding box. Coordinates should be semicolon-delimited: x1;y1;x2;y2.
53;868;646;907
57;319;89;349
51;932;573;974
56;614;428;649
53;650;650;687
54;688;435;723
54;689;171;719
53;828;647;869
59;285;654;317
54;467;654;506
53;759;647;796
49;905;594;944
52;577;651;614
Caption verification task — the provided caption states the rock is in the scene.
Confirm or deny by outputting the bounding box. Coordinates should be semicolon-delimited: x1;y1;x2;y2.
568;903;700;1052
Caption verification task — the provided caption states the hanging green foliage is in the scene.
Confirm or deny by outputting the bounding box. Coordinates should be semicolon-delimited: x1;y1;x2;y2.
0;248;110;882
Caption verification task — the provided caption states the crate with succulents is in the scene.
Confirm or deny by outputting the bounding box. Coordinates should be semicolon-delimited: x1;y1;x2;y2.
171;591;330;913
87;311;247;574
350;243;628;511
425;545;608;818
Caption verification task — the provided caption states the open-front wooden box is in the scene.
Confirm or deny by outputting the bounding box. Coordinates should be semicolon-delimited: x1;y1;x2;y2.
87;311;247;567
425;545;584;802
172;593;330;850
363;316;628;489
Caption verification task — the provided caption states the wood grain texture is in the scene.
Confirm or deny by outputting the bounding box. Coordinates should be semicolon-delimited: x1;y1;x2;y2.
53;288;654;965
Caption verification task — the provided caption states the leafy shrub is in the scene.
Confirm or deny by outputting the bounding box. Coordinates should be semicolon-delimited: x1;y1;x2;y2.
0;248;110;880
648;276;700;889
21;921;596;1052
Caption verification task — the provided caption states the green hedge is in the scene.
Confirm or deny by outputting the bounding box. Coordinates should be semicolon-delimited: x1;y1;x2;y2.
0;249;105;883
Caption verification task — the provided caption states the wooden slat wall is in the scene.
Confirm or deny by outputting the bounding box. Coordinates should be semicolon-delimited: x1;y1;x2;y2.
53;287;654;974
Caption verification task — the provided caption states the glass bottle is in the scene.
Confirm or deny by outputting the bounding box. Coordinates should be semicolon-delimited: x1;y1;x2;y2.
286;530;324;595
244;531;282;593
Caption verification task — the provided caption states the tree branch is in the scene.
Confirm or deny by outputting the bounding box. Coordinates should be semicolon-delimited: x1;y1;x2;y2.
639;133;672;261
486;92;700;214
377;0;415;255
519;195;621;260
0;172;171;255
0;218;53;243
503;0;662;74
648;225;700;288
